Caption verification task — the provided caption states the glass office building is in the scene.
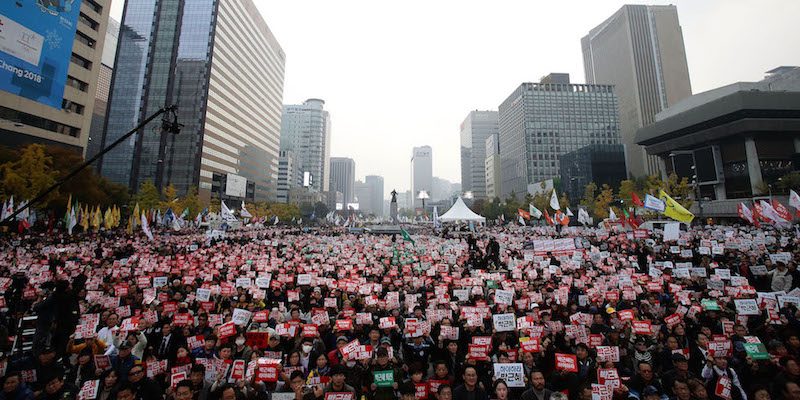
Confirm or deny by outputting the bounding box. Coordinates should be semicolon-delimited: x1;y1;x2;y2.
560;144;627;204
498;74;622;198
98;0;285;202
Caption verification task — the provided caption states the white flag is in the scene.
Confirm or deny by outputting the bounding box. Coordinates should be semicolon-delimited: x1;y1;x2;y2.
68;207;77;235
433;206;440;229
578;208;590;225
609;208;617;220
550;190;560;210
220;201;237;222
273;216;279;225
790;189;800;211
141;212;154;240
566;207;574;217
529;204;542;219
1;199;7;220
644;194;666;212
241;201;253;218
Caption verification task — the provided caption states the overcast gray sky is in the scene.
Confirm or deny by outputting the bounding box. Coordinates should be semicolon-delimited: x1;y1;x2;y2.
110;0;800;201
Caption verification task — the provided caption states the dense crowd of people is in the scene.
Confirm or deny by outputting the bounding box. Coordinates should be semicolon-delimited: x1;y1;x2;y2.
1;222;799;400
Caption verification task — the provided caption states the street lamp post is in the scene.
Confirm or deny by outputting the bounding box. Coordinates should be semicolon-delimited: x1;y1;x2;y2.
669;152;704;225
417;190;429;221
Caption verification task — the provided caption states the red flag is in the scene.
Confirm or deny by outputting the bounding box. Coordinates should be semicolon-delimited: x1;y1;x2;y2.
631;192;644;207
772;200;793;221
628;214;639;228
751;203;762;228
544;210;553;225
518;209;531;220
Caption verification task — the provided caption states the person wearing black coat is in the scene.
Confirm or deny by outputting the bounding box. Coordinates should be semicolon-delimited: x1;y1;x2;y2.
126;365;162;400
452;366;489;400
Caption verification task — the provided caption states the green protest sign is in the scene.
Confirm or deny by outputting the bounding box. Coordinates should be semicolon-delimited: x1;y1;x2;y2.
374;370;394;387
743;343;770;360
701;299;720;311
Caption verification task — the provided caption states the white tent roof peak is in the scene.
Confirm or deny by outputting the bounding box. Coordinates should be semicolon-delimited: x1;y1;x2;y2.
438;197;486;223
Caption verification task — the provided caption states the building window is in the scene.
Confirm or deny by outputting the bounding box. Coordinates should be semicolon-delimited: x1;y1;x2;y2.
76;31;96;48
0;105;80;137
79;13;99;31
65;76;89;92
84;0;102;13
71;53;92;70
62;100;85;115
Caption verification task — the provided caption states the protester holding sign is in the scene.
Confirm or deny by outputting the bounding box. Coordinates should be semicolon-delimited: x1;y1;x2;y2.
3;222;800;400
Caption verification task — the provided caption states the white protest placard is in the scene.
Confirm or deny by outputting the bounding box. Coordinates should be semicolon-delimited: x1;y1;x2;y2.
255;275;272;288
153;277;168;288
734;299;759;315
77;380;99;400
454;289;469;302
297;274;312;286
492;313;516;332
664;223;680;242
232;308;252;326
235;278;251;288
196;288;211;302
493;363;524;387
494;289;514;305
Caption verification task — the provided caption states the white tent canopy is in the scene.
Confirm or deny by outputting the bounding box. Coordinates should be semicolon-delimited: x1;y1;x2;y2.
438;197;486;223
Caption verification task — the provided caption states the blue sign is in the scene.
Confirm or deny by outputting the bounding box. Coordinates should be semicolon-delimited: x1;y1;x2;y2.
0;0;82;109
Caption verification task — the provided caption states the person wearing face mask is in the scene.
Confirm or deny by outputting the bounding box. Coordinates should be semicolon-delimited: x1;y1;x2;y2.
298;337;318;371
231;333;252;363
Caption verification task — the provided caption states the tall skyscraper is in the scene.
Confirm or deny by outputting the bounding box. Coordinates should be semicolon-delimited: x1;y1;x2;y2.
498;74;621;199
485;134;501;200
365;175;384;216
410;146;433;209
86;17;120;160
98;0;285;202
460;110;498;200
280;99;331;193
0;0;112;155
582;4;692;177
329;157;355;205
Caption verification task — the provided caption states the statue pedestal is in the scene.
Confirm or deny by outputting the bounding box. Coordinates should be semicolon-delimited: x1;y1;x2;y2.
390;202;398;222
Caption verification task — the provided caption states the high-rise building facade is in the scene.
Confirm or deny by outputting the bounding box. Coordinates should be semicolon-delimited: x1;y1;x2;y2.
280;99;331;193
582;4;692;177
277;150;299;203
460;110;498;200
329;157;355;205
410;146;433;209
0;0;111;154
485;134;502;200
498;74;621;199
98;0;285;202
365;175;384;216
86;17;120;160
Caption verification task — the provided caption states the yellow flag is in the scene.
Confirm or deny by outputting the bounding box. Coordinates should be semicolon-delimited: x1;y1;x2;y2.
80;205;89;230
133;203;140;228
113;205;120;227
92;207;102;229
659;189;695;223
